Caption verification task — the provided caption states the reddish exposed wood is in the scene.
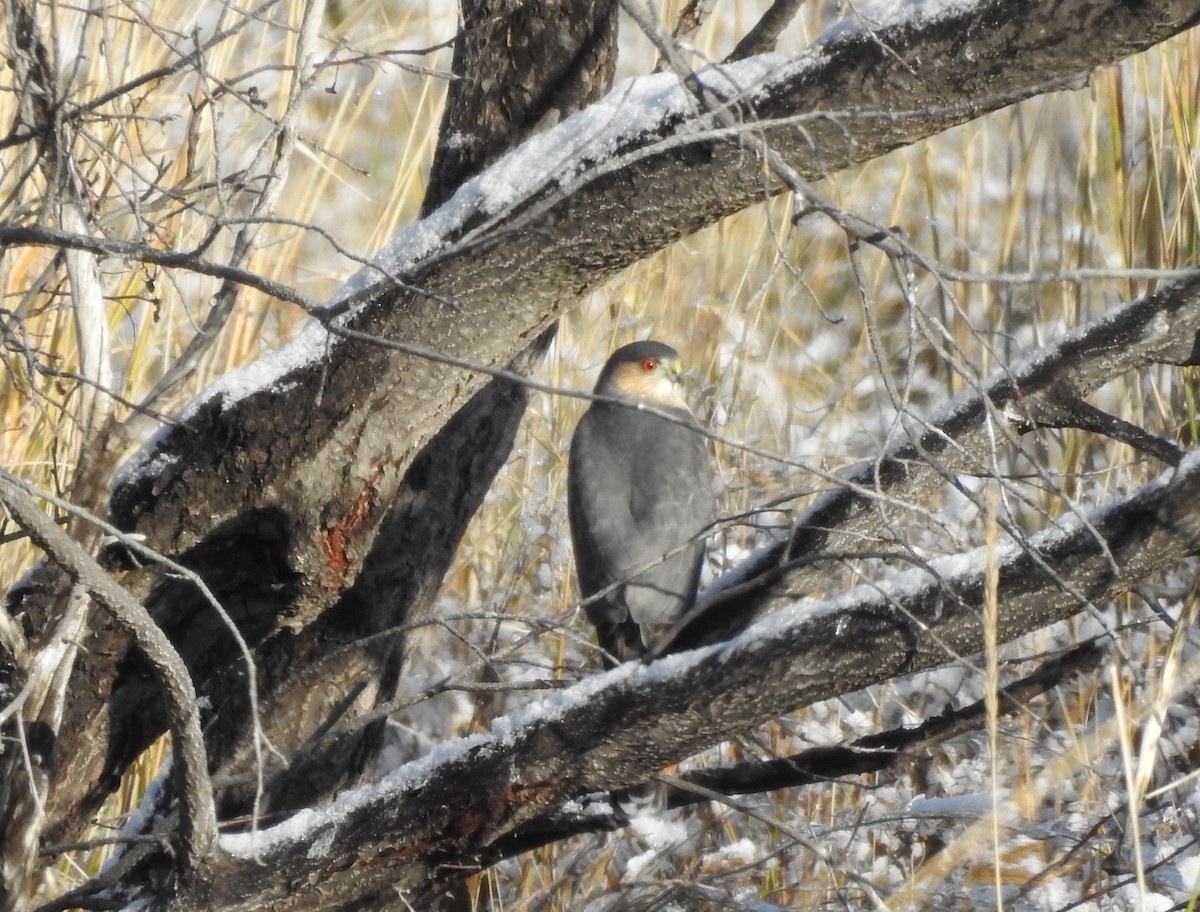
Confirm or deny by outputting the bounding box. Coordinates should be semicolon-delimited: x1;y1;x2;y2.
320;463;385;591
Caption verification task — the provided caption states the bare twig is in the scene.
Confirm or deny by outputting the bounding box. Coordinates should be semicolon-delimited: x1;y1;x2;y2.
727;0;810;60
0;224;318;310
0;0;288;152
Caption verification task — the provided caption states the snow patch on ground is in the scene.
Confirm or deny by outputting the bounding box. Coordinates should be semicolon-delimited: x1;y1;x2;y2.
701;838;759;869
906;792;997;819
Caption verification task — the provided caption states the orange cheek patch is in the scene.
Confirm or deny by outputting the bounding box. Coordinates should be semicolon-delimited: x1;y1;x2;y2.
612;362;686;406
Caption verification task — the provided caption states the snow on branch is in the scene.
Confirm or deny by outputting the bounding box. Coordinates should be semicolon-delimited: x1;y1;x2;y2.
191;449;1200;907
110;0;1200;567
677;269;1200;648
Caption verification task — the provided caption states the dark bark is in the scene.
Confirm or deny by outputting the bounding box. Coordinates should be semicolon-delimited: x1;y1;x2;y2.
728;0;809;59
424;0;619;215
213;330;559;819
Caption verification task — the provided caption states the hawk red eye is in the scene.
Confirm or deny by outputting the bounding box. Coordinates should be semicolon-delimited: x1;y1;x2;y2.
641;358;658;372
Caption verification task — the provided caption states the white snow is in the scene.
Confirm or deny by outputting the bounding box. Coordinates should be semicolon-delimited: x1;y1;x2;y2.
113;319;331;488
102;0;1200;905
905;792;997;819
629;810;689;851
306;824;337;860
221;802;327;859
180;319;330;421
98;756;172;879
1113;885;1174;911
700;838;759;869
1175;853;1200;896
814;0;975;43
623;848;658;882
622;811;690;881
220;439;1196;866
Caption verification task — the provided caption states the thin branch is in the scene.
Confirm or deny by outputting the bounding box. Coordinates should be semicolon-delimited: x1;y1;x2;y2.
1021;396;1185;466
673;269;1200;651
0;0;288;152
727;0;810;60
5;479;273;817
0;223;319;310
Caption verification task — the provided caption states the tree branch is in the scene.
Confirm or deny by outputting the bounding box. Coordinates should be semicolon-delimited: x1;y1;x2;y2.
728;0;809;60
143;449;1200;911
471;639;1106;868
0;471;218;877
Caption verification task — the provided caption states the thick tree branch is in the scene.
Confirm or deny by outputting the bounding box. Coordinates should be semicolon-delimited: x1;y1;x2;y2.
135;448;1200;911
423;0;618;214
472;640;1106;868
1020;396;1185;466
0;471;218;877
673;269;1200;650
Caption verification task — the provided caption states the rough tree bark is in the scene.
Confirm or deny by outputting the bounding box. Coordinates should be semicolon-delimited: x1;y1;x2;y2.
2;0;1199;909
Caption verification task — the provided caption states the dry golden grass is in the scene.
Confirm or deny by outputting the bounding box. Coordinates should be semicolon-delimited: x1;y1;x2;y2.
3;0;1199;908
